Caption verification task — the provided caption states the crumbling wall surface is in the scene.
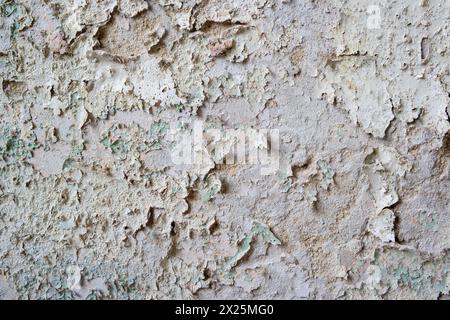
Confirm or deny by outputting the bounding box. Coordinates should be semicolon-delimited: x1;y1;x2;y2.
0;0;449;300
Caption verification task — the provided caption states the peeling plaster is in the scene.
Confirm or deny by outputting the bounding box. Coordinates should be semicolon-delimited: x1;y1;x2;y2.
0;0;449;300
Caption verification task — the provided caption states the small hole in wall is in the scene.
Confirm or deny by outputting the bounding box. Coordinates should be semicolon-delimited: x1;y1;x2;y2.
203;268;212;280
208;220;219;235
170;221;177;236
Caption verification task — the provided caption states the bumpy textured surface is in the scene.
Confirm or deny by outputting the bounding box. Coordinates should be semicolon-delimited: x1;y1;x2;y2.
0;0;449;300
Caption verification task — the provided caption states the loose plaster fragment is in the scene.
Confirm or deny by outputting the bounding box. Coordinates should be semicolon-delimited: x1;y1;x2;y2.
252;222;282;246
192;0;259;31
223;222;281;272
317;160;335;191
56;0;117;44
225;27;260;63
47;30;69;55
168;34;209;110
208;38;234;57
320;57;394;138
78;0;118;27
363;146;409;212
98;13;165;60
123;207;152;236
119;0;149;18
205;73;244;103
44;126;59;145
368;209;396;243
66;265;82;291
130;56;182;108
222;235;253;272
389;75;450;136
200;174;222;202
77;107;90;129
244;66;274;109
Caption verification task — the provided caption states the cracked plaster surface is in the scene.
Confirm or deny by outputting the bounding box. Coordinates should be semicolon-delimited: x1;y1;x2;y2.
0;0;449;300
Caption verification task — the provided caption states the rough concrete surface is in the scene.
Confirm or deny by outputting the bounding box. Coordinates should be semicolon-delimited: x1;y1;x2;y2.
0;0;449;300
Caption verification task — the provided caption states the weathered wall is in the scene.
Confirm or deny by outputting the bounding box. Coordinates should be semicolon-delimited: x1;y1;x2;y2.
0;0;449;299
